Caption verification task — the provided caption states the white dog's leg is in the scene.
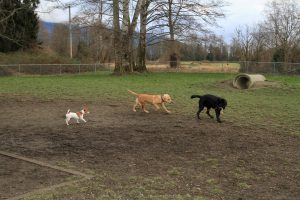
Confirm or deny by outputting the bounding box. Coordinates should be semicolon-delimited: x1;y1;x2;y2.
65;118;70;125
79;115;87;123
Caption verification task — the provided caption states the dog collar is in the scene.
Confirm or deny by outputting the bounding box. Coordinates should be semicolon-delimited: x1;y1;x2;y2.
161;95;165;102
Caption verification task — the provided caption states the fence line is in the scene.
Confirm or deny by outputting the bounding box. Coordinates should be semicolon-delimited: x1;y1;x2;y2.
0;63;114;76
0;61;300;76
238;61;300;74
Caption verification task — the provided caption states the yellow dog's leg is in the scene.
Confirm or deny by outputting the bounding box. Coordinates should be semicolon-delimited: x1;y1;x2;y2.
162;103;171;113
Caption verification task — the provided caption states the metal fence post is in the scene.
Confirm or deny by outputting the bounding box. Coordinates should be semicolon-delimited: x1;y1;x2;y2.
94;64;96;73
273;63;275;74
60;64;62;75
18;64;21;75
79;64;81;74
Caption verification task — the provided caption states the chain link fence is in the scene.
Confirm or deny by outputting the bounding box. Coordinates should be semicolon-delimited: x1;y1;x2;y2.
1;61;300;76
0;63;113;76
239;61;300;75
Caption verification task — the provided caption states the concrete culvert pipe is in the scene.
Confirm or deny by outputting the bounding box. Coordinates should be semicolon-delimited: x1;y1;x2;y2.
233;74;266;89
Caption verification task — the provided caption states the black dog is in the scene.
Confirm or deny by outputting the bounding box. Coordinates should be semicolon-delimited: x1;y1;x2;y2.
191;94;227;123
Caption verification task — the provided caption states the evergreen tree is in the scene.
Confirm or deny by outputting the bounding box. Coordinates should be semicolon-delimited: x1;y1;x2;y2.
0;0;39;52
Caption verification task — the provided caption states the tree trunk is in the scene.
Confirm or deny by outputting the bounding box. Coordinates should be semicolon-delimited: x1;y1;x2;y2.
96;0;103;63
167;0;178;68
113;0;143;74
113;0;124;74
120;0;133;73
137;0;148;72
126;0;144;73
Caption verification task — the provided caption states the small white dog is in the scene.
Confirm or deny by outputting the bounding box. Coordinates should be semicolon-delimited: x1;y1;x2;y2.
65;106;90;125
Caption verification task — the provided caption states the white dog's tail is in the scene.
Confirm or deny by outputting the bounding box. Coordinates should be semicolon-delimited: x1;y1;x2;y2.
128;89;138;96
66;109;70;114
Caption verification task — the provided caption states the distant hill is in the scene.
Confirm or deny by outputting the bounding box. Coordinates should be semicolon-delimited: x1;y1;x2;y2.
40;21;161;44
40;21;60;33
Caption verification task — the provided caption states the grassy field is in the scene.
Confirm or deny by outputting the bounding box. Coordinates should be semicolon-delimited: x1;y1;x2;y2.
0;72;299;135
180;61;240;69
146;61;240;73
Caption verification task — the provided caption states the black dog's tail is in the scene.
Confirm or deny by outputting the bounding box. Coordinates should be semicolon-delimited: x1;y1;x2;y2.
191;95;202;99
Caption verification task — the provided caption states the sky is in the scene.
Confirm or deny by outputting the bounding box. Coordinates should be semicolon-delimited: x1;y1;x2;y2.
214;0;270;42
37;0;272;43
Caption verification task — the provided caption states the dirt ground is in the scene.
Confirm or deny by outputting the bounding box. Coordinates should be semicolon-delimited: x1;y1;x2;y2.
216;80;280;90
0;97;299;199
0;155;72;199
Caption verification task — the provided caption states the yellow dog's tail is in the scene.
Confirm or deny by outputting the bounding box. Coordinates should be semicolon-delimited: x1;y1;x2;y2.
127;89;138;96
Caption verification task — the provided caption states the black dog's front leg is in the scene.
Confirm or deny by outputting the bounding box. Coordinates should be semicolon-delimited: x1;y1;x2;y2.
197;110;201;119
206;108;214;119
215;109;222;123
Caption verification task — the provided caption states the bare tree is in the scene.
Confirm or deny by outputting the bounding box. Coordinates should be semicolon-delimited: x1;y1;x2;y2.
47;0;227;73
232;25;254;61
112;0;144;73
45;0;113;62
51;24;69;55
38;21;51;47
153;0;227;67
251;24;268;61
72;0;112;63
112;0;123;73
262;0;300;62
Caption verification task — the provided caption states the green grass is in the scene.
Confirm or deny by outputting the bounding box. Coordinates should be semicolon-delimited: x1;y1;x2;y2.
167;167;184;176
205;178;224;196
24;174;195;200
238;182;251;190
293;132;300;139
0;72;299;133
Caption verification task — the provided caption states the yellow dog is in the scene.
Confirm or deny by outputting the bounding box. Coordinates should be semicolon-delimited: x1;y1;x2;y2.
128;90;173;113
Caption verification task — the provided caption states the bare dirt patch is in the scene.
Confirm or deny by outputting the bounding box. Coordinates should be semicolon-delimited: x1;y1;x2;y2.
0;155;72;199
0;97;299;199
216;79;280;90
